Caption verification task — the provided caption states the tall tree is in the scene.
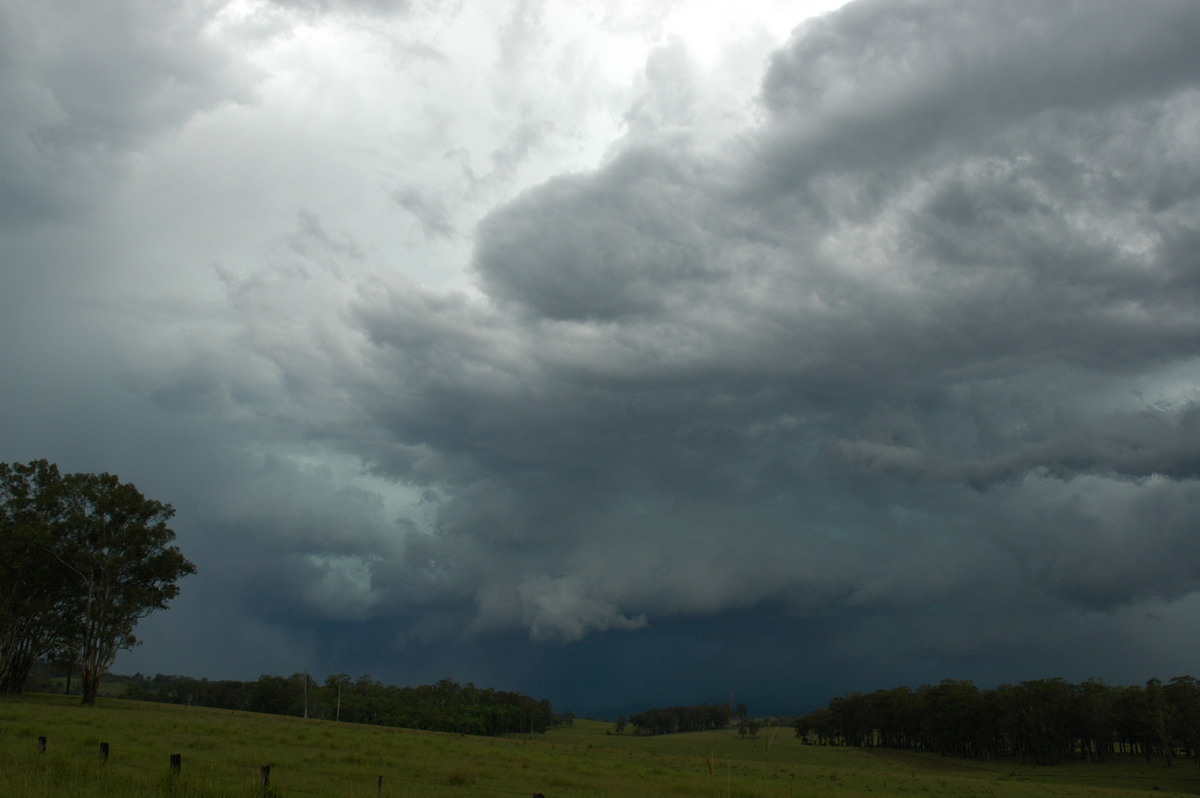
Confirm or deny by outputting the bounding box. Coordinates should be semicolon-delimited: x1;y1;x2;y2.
1164;676;1200;767
1074;679;1118;762
53;471;195;704
0;461;71;693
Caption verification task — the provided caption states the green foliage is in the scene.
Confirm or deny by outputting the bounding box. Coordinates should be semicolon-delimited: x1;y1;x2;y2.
0;460;195;703
120;672;556;736
0;461;71;694
795;675;1200;767
628;702;731;735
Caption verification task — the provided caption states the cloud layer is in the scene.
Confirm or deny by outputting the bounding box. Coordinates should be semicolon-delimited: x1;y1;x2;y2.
4;0;1200;712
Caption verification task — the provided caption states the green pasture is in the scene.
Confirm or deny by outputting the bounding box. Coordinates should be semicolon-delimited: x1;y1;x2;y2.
1;693;1196;797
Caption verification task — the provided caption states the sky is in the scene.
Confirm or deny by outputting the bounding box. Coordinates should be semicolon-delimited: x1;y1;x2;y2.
3;0;1200;718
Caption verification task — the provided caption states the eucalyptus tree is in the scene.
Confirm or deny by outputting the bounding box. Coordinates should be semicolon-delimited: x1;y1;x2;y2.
0;460;195;703
52;470;195;704
0;460;71;693
1164;676;1200;766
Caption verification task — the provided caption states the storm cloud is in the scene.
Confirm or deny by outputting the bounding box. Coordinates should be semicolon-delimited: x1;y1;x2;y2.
3;0;1200;714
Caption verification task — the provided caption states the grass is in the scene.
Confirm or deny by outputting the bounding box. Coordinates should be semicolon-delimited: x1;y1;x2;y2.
1;693;1197;797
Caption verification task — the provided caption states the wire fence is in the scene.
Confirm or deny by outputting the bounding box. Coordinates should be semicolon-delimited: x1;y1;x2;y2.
2;733;553;798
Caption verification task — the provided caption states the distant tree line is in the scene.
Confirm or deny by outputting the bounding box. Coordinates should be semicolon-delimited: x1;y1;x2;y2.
119;672;559;736
626;702;733;736
794;677;1200;766
0;460;195;704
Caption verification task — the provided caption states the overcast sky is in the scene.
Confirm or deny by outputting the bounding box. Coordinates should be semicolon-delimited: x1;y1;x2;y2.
4;0;1200;717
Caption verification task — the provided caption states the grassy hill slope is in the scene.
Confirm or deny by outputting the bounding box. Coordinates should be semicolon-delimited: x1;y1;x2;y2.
2;693;1197;797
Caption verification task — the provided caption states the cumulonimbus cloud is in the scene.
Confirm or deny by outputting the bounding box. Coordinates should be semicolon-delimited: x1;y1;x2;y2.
320;0;1200;642
54;0;1197;657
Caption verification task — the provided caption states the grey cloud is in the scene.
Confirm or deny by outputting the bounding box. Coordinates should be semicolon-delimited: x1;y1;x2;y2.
311;0;1200;646
824;398;1200;486
995;476;1200;607
0;0;256;226
496;0;545;69
487;113;552;187
473;145;720;321
514;575;648;642
757;0;1200;186
269;0;411;17
13;0;1198;704
290;210;367;268
392;187;457;239
623;40;701;138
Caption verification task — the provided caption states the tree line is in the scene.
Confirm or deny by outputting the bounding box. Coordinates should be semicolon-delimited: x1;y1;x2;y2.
118;672;559;736
625;702;733;736
0;460;195;704
793;677;1200;766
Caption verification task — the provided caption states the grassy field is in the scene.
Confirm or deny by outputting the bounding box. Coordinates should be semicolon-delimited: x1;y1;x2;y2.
1;693;1197;797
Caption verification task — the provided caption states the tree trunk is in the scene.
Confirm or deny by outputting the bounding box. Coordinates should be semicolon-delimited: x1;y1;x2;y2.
80;671;99;705
0;615;49;694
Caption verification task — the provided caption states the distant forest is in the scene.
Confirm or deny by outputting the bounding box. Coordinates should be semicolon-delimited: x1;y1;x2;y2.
794;677;1200;766
25;660;1200;763
623;702;734;736
42;669;562;737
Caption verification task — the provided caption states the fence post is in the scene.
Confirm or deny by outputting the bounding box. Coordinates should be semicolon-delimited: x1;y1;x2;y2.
170;753;181;775
377;775;383;795
99;742;109;763
37;736;46;753
260;764;271;790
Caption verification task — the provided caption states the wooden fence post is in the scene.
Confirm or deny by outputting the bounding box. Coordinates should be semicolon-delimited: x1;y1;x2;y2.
377;775;383;795
37;736;46;753
170;753;181;775
260;764;271;790
99;742;109;763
